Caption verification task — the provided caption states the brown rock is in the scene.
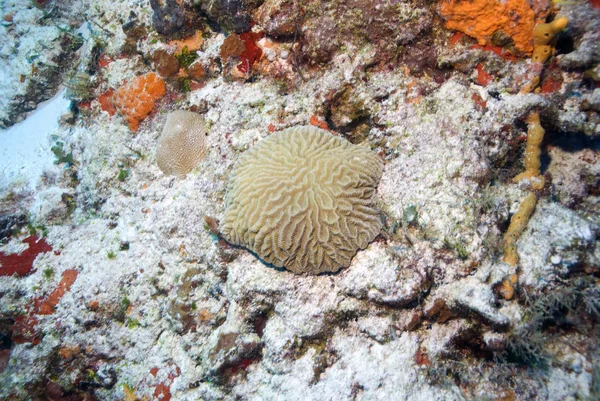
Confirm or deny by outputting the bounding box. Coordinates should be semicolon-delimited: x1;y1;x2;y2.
59;345;80;360
330;87;369;129
187;61;206;81
0;349;10;374
220;34;246;62
415;346;430;366
298;0;432;66
254;0;301;38
406;311;423;331
301;15;339;65
87;300;100;311
152;49;180;77
425;299;454;323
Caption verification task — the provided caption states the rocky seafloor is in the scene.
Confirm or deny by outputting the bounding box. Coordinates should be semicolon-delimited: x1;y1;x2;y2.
0;0;599;400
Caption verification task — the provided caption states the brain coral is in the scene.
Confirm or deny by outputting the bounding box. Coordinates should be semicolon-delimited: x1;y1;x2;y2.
220;126;383;275
155;110;207;177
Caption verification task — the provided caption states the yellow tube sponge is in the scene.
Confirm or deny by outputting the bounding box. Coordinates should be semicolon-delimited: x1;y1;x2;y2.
503;193;537;266
533;17;568;46
532;17;568;63
514;112;545;190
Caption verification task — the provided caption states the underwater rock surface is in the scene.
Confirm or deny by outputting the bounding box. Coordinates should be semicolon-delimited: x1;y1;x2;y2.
0;0;599;400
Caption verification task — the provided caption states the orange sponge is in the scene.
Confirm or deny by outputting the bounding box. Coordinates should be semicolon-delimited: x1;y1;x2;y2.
114;72;166;131
441;0;537;54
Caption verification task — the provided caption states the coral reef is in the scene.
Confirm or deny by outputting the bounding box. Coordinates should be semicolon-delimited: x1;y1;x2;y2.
293;0;432;65
0;0;85;127
36;269;78;315
0;0;599;399
218;31;264;79
198;0;254;33
220;33;247;62
155;110;208;177
556;2;600;70
253;0;301;38
0;236;53;277
113;72;167;131
0;214;26;243
517;201;598;288
521;16;568;93
152;49;180;77
220;126;383;274
340;242;431;306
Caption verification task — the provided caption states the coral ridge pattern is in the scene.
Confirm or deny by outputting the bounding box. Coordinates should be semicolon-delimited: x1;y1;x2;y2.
220;126;383;274
156;110;208;177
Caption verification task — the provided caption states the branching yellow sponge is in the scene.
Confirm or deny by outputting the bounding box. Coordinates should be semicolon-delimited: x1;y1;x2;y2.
532;17;568;63
503;192;537;266
522;16;567;93
514;111;545;190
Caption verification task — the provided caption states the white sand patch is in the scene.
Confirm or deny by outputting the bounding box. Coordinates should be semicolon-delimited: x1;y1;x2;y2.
0;89;70;195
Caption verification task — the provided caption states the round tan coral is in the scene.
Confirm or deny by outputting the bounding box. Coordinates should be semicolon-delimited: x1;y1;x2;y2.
220;126;383;275
156;110;207;177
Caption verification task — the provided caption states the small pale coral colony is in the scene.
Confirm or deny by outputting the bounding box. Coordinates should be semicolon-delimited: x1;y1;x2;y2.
155;110;207;177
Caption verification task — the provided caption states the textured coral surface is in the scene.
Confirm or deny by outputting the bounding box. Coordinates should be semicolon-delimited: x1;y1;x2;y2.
156;110;207;177
221;126;383;274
